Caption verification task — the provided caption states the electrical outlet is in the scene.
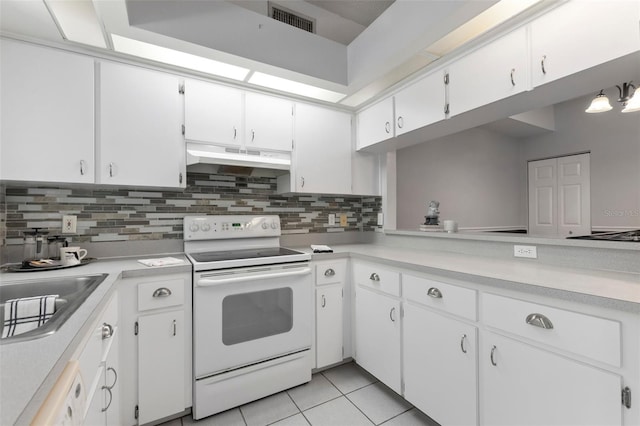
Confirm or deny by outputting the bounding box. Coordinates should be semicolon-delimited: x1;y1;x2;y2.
340;214;348;227
514;245;537;259
328;214;336;226
62;215;77;234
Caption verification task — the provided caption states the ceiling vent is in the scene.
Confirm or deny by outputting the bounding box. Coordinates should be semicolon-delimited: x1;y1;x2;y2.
270;5;315;34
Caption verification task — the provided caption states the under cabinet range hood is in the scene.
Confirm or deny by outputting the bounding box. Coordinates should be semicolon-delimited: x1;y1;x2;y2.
186;142;291;171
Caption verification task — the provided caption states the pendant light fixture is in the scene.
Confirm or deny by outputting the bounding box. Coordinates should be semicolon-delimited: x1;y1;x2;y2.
585;82;639;113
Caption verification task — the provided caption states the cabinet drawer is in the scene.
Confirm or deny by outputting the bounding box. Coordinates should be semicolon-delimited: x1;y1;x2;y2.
352;261;400;296
482;293;621;367
315;260;347;285
403;274;477;321
138;279;185;312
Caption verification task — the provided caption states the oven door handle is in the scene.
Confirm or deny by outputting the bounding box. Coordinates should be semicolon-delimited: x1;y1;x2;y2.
197;266;311;286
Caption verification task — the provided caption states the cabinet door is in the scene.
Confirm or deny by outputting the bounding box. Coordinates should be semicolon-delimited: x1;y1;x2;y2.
395;71;446;136
104;327;120;426
357;97;394;150
448;27;528;117
138;310;185;424
0;39;94;183
293;104;352;194
245;92;293;152
531;1;640;88
481;332;622;426
84;366;106;426
316;285;343;368
354;287;401;393
404;304;478;426
98;61;185;187
184;79;242;147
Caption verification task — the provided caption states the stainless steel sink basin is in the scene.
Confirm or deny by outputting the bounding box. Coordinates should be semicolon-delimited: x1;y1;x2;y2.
0;274;108;344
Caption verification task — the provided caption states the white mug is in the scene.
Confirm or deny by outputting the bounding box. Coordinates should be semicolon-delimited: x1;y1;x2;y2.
60;247;88;265
443;220;458;233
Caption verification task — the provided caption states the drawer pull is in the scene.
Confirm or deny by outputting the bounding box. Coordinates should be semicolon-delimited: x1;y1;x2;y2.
101;323;113;340
460;334;468;354
427;287;442;298
490;345;498;366
525;313;554;330
153;287;172;298
369;273;380;282
324;268;335;277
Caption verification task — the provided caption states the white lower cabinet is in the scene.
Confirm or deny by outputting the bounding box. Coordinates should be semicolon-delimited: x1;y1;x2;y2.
119;273;191;425
403;304;478;426
354;286;401;393
480;331;622;426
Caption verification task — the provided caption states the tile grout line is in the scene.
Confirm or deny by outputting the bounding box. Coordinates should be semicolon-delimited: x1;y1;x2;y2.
377;407;415;425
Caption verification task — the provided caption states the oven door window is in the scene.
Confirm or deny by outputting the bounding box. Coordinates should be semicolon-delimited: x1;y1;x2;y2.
222;287;293;345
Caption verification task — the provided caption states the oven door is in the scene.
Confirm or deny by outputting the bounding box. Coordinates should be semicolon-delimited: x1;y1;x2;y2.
193;262;312;379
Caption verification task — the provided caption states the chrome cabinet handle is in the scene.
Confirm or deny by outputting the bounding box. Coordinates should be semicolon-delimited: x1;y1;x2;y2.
101;386;113;412
369;272;380;282
490;345;498;366
324;268;335;277
179;172;183;184
444;103;450;115
460;334;468;354
106;367;118;390
389;307;396;322
251;129;255;142
427;287;442;298
80;160;85;176
541;55;547;75
384;122;390;134
173;319;177;336
152;287;172;298
109;162;114;178
101;323;113;339
510;68;516;86
321;295;326;308
301;177;305;188
397;116;404;129
525;313;554;330
233;126;237;140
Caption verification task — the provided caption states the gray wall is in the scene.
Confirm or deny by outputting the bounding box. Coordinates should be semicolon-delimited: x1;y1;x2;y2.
396;127;524;229
520;91;640;229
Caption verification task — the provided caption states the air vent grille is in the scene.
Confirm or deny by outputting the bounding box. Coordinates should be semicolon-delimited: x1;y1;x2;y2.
271;6;314;33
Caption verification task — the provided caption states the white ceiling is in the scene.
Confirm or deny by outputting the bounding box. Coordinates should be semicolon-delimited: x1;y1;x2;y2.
0;0;546;107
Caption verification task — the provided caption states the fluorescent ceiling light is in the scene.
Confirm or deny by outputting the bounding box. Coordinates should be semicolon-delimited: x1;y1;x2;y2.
249;72;346;103
111;34;250;81
426;0;542;57
44;0;107;48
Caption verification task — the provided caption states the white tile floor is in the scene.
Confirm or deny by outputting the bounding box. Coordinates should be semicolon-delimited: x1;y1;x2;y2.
163;362;438;426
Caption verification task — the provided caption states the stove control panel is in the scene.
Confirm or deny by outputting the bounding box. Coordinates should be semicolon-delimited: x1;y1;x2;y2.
184;215;281;240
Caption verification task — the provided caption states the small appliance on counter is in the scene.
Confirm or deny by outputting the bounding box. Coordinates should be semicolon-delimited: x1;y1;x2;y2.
22;228;49;263
5;230;93;272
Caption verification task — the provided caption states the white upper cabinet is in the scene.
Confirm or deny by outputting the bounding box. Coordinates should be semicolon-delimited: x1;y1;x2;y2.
394;71;446;136
184;80;242;147
245;92;293;152
98;61;185;188
0;39;95;183
285;103;352;194
357;97;394;150
448;27;529;117
530;1;640;88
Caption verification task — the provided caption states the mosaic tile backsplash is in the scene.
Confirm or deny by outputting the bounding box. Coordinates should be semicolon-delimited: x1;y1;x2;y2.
1;172;381;246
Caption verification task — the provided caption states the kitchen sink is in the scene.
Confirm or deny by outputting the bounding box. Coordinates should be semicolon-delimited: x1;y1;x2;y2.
0;274;108;344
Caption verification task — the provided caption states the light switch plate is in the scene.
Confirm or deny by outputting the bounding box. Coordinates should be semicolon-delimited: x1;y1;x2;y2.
62;215;77;234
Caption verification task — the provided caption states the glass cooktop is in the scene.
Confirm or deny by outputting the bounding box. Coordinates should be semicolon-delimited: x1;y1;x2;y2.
190;247;305;263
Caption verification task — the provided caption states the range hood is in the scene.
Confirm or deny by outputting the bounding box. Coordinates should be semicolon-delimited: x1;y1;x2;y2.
186;142;291;171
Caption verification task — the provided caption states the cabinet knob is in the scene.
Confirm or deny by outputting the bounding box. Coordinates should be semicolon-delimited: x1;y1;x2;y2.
369;272;380;282
525;313;554;330
490;345;498;366
427;287;442;298
101;323;113;339
324;268;335;277
153;287;172;298
541;55;547;75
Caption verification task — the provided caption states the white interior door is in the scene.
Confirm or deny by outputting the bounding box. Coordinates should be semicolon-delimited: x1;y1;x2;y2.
557;153;591;237
528;158;558;235
528;154;590;237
